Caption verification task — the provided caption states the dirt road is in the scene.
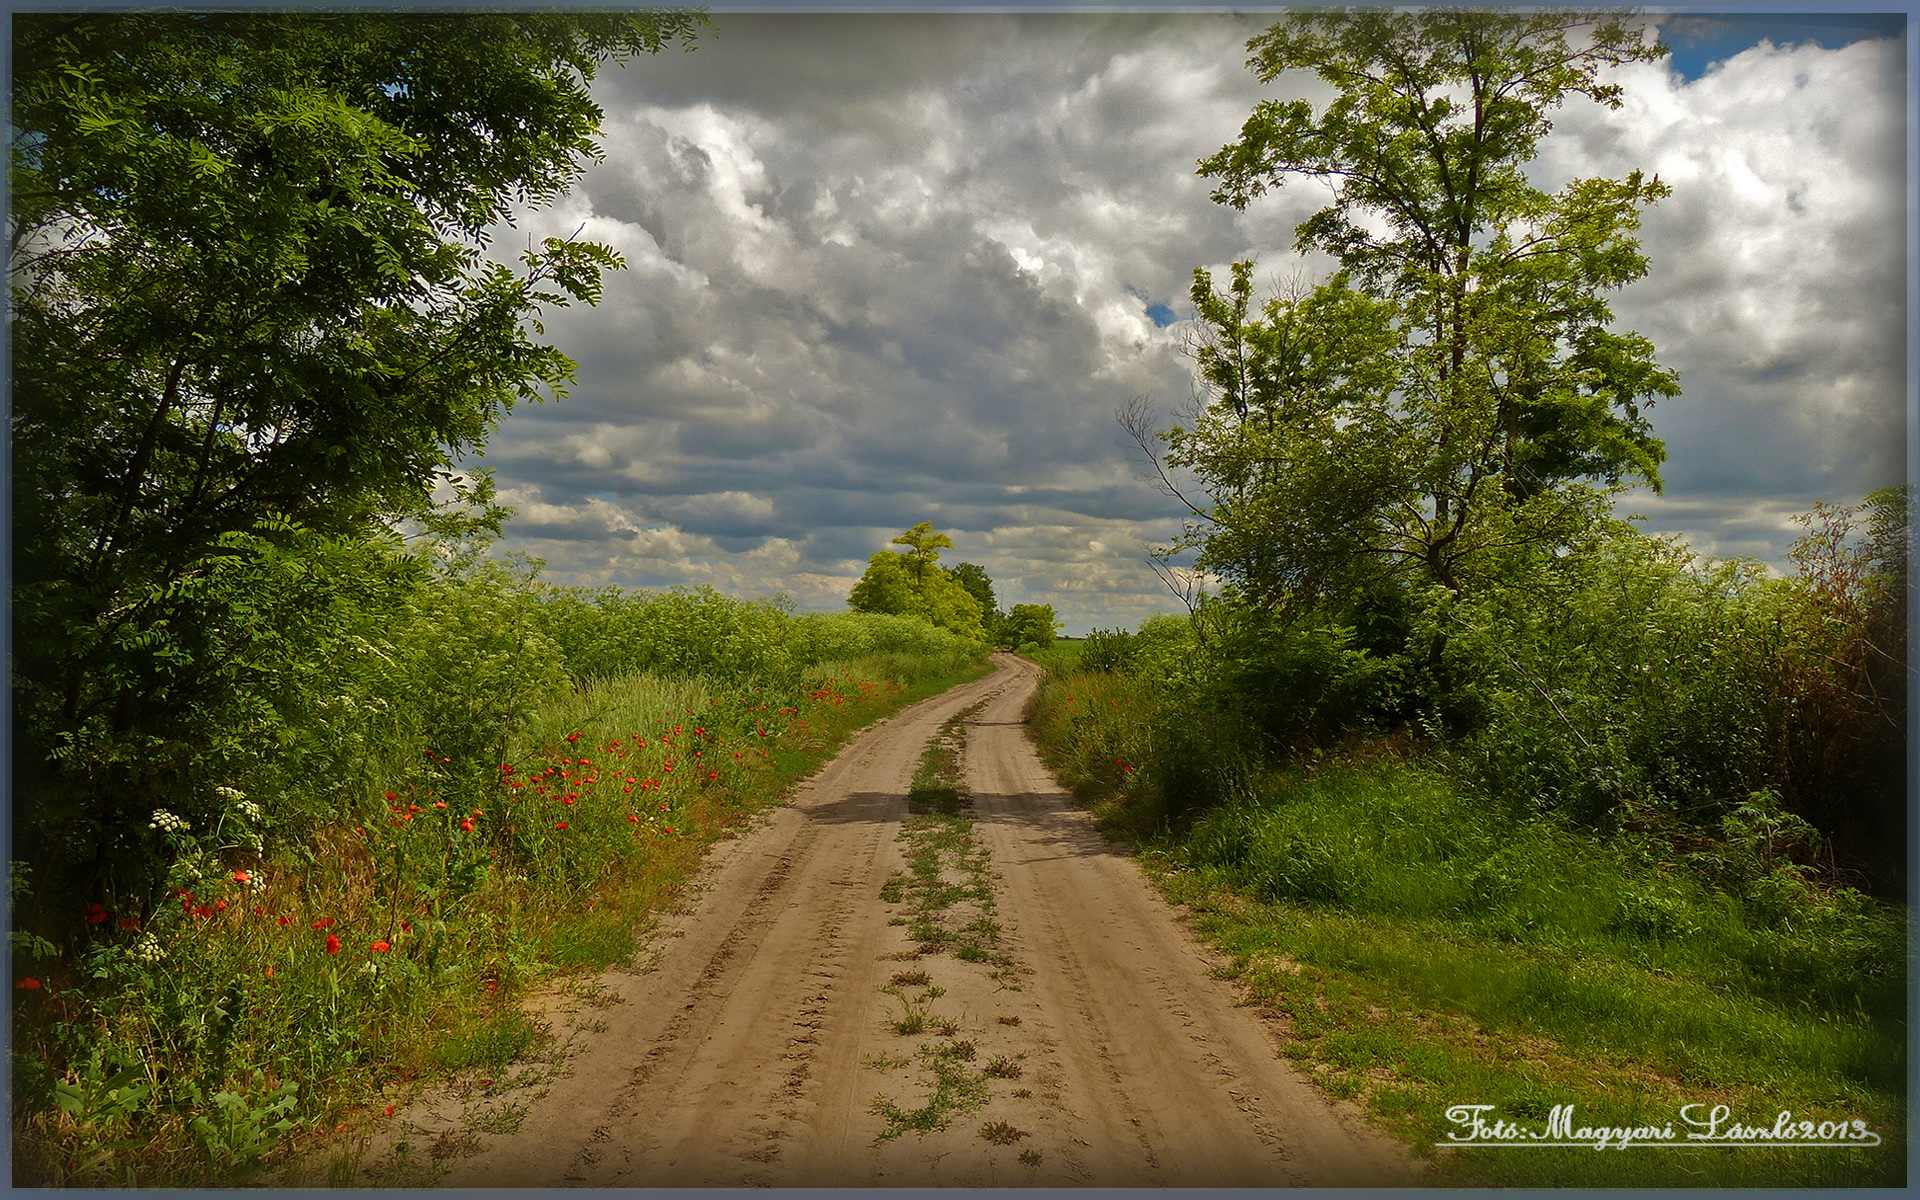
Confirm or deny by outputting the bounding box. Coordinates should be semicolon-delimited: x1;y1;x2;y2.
365;653;1409;1187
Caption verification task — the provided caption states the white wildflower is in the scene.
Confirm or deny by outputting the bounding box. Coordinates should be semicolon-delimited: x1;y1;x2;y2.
237;800;264;825
132;934;165;964
149;810;189;834
214;785;245;803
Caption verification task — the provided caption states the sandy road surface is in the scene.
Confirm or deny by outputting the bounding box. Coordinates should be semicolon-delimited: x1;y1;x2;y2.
363;653;1409;1188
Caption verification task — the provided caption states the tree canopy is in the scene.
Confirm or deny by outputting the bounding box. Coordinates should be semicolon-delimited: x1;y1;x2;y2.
1139;10;1676;616
10;12;708;910
1003;604;1062;651
846;525;987;642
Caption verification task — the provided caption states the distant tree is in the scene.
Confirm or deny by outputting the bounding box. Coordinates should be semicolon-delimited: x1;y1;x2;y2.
947;562;998;622
1004;604;1062;651
891;522;955;587
847;526;986;641
920;572;988;643
848;553;917;617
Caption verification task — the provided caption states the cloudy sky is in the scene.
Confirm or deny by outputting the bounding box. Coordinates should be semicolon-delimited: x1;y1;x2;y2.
471;11;1907;634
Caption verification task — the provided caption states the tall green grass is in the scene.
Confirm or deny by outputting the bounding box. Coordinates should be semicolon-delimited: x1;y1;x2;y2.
10;554;990;1186
1029;670;1906;1187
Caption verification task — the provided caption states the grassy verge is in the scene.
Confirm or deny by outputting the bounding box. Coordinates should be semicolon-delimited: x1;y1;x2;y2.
1016;640;1083;676
11;651;992;1186
1027;669;1907;1188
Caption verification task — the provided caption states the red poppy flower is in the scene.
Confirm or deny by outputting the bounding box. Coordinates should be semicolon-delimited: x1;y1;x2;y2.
325;934;341;955
279;916;292;926
371;941;390;953
434;801;447;809
384;1104;396;1117
312;917;334;929
17;978;42;990
566;732;582;743
384;792;398;801
554;821;569;830
118;916;139;932
707;772;718;781
83;903;106;925
562;796;575;806
264;967;274;979
401;920;412;932
627;814;639;823
460;820;475;832
232;870;250;884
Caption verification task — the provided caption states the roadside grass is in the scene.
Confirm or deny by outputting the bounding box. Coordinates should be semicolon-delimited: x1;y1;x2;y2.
11;651;992;1186
1028;669;1907;1188
1017;640;1083;676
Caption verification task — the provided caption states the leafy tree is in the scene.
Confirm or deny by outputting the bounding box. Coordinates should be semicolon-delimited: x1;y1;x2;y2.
846;526;986;641
947;563;998;624
10;13;708;925
847;553;919;619
919;571;988;643
1003;604;1062;651
1136;10;1676;619
890;522;955;587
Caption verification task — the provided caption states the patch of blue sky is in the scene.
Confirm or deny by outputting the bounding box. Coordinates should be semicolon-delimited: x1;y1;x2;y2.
1126;282;1178;328
1659;13;1904;82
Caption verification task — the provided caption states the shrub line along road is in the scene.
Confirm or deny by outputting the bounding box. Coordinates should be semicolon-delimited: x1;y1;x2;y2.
359;653;1409;1187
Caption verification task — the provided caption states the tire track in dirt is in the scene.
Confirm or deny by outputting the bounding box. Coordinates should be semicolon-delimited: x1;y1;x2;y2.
335;653;1410;1187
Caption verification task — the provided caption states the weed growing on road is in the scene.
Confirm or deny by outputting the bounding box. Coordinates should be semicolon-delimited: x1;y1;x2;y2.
464;1101;528;1135
867;702;1040;1145
979;1120;1029;1145
870;1045;992;1141
882;703;1013;972
884;992;933;1037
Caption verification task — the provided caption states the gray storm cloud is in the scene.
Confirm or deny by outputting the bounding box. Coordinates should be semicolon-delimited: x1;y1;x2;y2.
475;14;1906;629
